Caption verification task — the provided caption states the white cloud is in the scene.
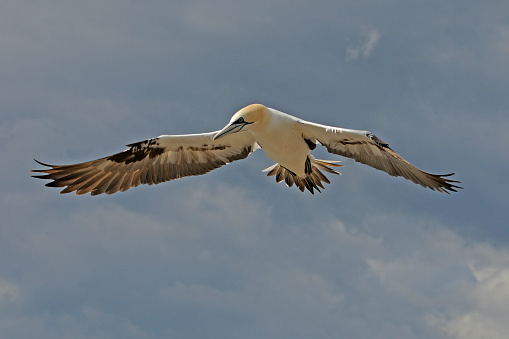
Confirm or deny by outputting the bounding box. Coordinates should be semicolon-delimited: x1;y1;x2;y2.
346;28;381;61
354;213;509;339
438;246;509;339
0;279;19;305
443;313;509;339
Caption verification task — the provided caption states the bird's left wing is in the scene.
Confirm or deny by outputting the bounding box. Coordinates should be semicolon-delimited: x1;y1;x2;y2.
299;120;461;193
32;131;259;195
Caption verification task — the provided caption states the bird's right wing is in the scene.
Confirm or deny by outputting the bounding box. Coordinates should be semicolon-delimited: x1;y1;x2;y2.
32;131;259;195
299;120;462;193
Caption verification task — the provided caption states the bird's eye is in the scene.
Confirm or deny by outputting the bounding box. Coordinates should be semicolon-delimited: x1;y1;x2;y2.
236;117;244;123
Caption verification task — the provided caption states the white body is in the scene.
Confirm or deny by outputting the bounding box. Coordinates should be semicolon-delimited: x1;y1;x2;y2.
250;108;310;176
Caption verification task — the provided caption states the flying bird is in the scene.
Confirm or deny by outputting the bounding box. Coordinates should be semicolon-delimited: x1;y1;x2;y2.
32;104;461;195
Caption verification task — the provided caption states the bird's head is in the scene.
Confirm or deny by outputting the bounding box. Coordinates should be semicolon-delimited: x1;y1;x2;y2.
213;104;268;140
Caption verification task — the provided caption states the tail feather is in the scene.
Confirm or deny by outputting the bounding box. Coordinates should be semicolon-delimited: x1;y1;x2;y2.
263;158;343;194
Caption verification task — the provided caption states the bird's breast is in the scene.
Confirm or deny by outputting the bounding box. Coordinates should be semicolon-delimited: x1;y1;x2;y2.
252;124;310;176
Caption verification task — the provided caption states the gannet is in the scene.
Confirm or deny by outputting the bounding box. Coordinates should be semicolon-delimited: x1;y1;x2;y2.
32;104;461;195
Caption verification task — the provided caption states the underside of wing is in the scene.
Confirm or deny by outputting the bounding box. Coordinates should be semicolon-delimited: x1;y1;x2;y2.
299;120;462;193
32;131;258;195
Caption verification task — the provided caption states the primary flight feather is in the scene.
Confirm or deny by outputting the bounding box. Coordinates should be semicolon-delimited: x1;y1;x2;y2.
32;104;462;195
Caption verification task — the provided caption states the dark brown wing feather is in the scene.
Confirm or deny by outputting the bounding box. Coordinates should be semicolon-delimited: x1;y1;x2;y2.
300;121;462;194
32;132;257;195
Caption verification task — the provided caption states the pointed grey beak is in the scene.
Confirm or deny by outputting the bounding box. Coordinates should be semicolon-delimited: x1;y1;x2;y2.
213;120;252;140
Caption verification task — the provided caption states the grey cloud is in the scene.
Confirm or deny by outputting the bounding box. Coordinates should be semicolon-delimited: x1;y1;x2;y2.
1;0;509;338
3;184;507;338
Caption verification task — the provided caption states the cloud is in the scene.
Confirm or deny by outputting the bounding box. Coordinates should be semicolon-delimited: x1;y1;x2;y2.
481;23;509;79
0;279;19;305
1;0;509;338
431;245;509;339
2;178;509;338
346;28;381;61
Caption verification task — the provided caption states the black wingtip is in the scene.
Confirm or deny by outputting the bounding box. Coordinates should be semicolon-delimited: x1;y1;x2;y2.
31;174;50;179
440;172;460;179
32;158;54;170
435;172;463;194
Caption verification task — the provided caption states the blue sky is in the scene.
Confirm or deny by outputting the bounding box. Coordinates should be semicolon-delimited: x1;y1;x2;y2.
1;1;508;338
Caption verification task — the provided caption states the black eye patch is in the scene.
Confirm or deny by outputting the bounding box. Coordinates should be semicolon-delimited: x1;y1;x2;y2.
235;117;245;123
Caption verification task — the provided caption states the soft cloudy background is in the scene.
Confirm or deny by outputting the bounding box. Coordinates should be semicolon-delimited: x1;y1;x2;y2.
1;1;508;338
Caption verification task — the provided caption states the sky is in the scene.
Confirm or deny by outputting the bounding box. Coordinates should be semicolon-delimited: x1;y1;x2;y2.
1;0;508;338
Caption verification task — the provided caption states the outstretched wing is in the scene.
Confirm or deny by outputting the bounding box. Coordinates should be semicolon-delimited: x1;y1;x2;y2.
32;131;259;195
299;120;462;193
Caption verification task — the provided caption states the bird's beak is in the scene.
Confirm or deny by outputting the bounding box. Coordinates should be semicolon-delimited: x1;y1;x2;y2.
213;121;250;140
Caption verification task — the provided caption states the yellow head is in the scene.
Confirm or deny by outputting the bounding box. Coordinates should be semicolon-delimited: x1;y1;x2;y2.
213;104;268;140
